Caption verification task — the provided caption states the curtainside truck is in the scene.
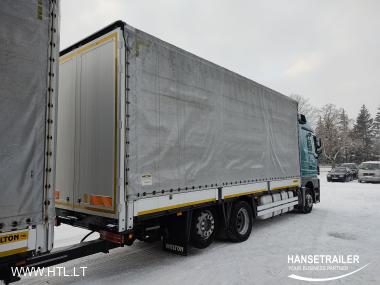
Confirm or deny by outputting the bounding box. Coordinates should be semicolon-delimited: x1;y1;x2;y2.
0;19;322;282
0;0;60;282
55;21;322;252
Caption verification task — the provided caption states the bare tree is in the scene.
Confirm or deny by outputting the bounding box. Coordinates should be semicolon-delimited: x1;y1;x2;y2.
315;104;341;166
289;94;318;128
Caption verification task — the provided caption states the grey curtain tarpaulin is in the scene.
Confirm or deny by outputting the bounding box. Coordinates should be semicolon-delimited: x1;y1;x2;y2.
126;26;301;199
0;0;52;229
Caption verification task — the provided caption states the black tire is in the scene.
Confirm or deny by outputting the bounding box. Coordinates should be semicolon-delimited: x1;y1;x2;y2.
226;201;253;242
190;208;218;249
301;189;313;214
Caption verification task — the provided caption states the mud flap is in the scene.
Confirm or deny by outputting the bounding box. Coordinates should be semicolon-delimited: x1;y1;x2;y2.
162;211;192;256
314;179;321;203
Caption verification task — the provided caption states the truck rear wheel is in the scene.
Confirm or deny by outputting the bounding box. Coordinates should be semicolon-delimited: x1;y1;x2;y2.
190;208;218;249
227;201;253;242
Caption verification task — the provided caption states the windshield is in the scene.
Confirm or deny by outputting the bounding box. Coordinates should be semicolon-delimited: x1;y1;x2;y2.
359;163;380;170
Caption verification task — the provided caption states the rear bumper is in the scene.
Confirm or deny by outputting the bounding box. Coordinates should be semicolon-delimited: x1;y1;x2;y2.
56;208;118;231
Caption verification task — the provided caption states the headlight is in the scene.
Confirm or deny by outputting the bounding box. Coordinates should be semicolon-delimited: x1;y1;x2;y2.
327;174;331;177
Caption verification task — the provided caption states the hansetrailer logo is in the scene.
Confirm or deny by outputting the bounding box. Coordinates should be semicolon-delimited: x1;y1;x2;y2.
287;254;370;282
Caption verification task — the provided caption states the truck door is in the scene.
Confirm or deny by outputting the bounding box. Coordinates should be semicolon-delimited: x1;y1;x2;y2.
299;126;318;177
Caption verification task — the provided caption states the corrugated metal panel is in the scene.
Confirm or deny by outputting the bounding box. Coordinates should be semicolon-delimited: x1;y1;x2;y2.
56;31;120;217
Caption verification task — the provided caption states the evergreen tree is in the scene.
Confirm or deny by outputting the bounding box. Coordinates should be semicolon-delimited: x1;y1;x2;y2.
372;107;380;159
338;109;352;163
352;105;374;162
372;107;380;140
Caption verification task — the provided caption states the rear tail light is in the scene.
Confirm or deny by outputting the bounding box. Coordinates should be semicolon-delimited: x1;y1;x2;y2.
99;230;124;245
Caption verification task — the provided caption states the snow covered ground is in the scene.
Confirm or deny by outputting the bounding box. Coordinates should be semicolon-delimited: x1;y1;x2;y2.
19;173;380;285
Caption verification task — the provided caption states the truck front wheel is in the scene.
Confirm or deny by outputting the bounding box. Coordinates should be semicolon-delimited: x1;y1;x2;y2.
301;189;313;214
227;201;253;242
190;208;218;249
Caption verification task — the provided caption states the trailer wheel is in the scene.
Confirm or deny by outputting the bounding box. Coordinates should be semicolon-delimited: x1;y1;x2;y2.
190;208;218;249
301;189;313;214
227;201;253;242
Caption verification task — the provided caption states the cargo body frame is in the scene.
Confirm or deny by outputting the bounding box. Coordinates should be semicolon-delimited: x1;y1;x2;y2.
55;21;320;248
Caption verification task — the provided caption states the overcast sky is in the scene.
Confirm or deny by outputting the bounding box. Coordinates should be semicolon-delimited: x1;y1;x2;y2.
61;0;380;118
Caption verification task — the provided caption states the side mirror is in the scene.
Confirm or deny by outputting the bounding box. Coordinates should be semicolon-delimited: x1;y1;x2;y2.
316;137;322;149
313;136;322;156
298;114;307;124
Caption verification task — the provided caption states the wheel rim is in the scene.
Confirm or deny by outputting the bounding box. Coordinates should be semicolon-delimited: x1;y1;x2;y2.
196;210;215;240
306;194;313;208
236;208;249;235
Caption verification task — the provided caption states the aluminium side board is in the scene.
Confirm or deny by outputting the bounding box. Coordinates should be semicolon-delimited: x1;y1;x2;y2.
0;0;60;258
56;21;301;232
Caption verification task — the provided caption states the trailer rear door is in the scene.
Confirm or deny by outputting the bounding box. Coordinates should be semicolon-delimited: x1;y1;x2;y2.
56;30;122;218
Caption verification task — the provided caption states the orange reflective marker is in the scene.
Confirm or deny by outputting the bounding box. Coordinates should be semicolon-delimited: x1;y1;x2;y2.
90;195;112;207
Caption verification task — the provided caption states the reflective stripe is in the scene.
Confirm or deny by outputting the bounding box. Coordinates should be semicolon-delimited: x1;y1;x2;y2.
271;184;299;191
0;247;28;258
90;195;113;207
224;189;267;199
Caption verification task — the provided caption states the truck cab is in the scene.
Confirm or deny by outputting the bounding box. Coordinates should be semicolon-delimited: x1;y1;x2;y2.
298;114;322;204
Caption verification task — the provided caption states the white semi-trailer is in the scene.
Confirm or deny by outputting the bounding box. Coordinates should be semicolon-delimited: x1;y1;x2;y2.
0;0;60;281
55;21;321;252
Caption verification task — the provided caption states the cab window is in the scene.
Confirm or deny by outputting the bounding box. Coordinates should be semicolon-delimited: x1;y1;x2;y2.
306;134;313;153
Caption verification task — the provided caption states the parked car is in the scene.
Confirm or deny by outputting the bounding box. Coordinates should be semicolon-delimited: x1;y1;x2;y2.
340;163;359;179
327;166;353;182
358;161;380;183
